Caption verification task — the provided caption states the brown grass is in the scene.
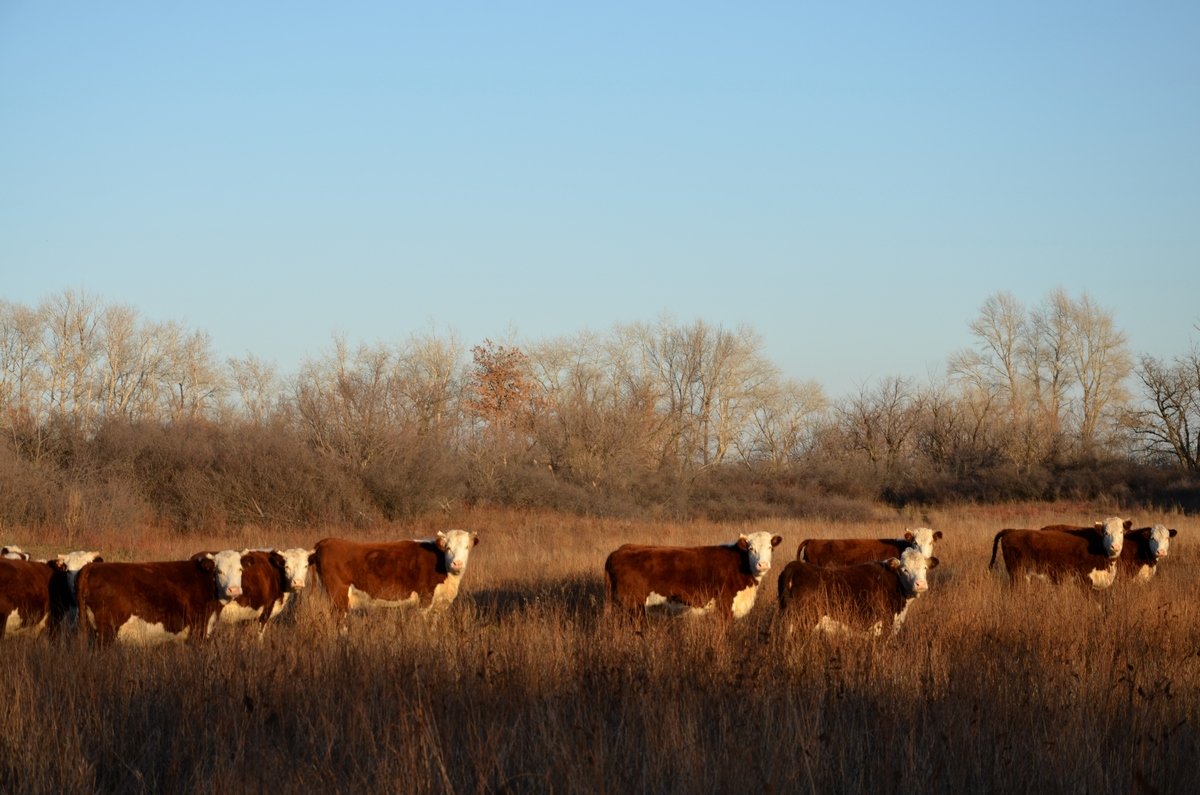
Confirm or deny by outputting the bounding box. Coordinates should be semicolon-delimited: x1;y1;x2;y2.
2;504;1198;794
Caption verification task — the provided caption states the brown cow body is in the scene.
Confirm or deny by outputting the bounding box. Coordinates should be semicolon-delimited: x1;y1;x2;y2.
1;552;101;640
796;528;942;566
604;532;783;623
313;531;478;617
1040;523;1177;582
777;548;937;636
76;554;244;646
990;518;1129;589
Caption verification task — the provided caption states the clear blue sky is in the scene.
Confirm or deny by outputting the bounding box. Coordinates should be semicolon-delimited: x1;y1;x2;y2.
3;2;1198;396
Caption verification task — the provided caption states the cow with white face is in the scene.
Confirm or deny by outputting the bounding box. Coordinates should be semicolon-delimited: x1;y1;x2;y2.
778;547;939;637
51;550;104;629
1119;524;1178;582
76;550;246;646
2;546;31;561
796;528;943;567
221;547;316;631
604;530;784;624
993;517;1129;589
313;530;480;617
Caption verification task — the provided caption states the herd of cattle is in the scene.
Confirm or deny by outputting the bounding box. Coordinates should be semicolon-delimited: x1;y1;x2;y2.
0;517;1179;646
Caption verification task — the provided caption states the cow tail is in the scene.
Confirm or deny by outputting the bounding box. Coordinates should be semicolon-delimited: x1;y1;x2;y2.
796;540;809;562
989;531;1007;570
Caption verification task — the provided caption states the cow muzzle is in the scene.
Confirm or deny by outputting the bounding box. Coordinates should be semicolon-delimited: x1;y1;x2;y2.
913;581;928;593
225;585;243;598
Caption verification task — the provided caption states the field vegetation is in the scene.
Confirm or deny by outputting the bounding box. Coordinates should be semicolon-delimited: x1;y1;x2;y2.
2;504;1197;794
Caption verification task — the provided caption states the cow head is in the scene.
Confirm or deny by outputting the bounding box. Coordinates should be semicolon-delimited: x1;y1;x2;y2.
1094;517;1128;558
52;550;103;593
273;547;315;591
198;550;245;602
902;527;943;559
2;545;31;560
436;530;478;576
1143;524;1177;559
889;548;938;596
736;531;783;578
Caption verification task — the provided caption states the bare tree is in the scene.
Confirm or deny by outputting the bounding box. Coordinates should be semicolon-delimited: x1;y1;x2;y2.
1128;352;1200;471
1067;293;1131;450
228;354;281;425
741;378;827;469
836;376;920;475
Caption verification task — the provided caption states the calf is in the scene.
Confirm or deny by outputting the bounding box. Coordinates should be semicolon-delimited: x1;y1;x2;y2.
220;548;315;630
796;527;943;566
777;548;938;636
990;517;1128;589
604;531;783;623
313;531;478;617
76;550;246;646
0;551;103;640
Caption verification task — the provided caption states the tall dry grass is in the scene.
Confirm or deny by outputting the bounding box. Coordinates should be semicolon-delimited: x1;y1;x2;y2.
2;504;1197;794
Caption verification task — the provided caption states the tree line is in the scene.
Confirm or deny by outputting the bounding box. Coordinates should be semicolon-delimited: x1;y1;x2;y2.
1;288;1197;533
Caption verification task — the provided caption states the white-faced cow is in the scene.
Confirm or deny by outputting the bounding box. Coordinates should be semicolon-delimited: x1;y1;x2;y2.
604;531;783;624
795;527;943;566
76;550;247;646
313;531;479;618
220;547;315;630
777;547;938;636
0;550;102;640
2;545;31;561
1041;522;1177;583
990;517;1129;589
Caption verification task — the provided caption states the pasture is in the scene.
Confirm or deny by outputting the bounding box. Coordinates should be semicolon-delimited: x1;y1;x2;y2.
2;503;1198;794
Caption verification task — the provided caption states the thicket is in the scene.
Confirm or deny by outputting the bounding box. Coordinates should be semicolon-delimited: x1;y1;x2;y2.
2;289;1198;534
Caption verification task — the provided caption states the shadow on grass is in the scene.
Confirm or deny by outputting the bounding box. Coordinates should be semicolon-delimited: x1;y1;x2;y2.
467;574;607;627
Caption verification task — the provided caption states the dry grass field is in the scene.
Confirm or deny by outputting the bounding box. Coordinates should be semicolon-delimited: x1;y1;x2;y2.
2;503;1198;794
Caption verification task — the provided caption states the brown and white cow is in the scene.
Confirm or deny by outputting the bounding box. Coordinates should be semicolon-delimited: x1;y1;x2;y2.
1040;523;1177;583
604;531;783;623
0;550;102;639
2;545;31;561
313;531;478;617
219;548;315;630
990;517;1128;589
777;548;938;636
76;550;246;646
796;527;943;566
1118;524;1177;582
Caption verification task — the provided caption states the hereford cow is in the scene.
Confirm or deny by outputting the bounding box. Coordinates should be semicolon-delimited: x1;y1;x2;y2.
990;517;1128;589
76;550;246;646
604;531;783;623
1118;524;1178;581
796;527;943;566
313;531;478;617
2;545;31;561
220;548;315;630
777;547;938;636
1041;523;1177;582
0;550;102;639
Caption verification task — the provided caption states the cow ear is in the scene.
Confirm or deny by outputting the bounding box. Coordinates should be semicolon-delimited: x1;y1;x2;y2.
241;554;256;568
903;530;915;542
196;556;216;573
887;558;901;570
471;532;480;547
1094;522;1104;530
771;535;782;547
92;556;104;564
1123;519;1133;531
928;556;940;570
269;551;286;569
436;532;449;550
1169;528;1178;538
933;531;943;541
737;535;750;550
52;557;68;572
308;551;318;565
